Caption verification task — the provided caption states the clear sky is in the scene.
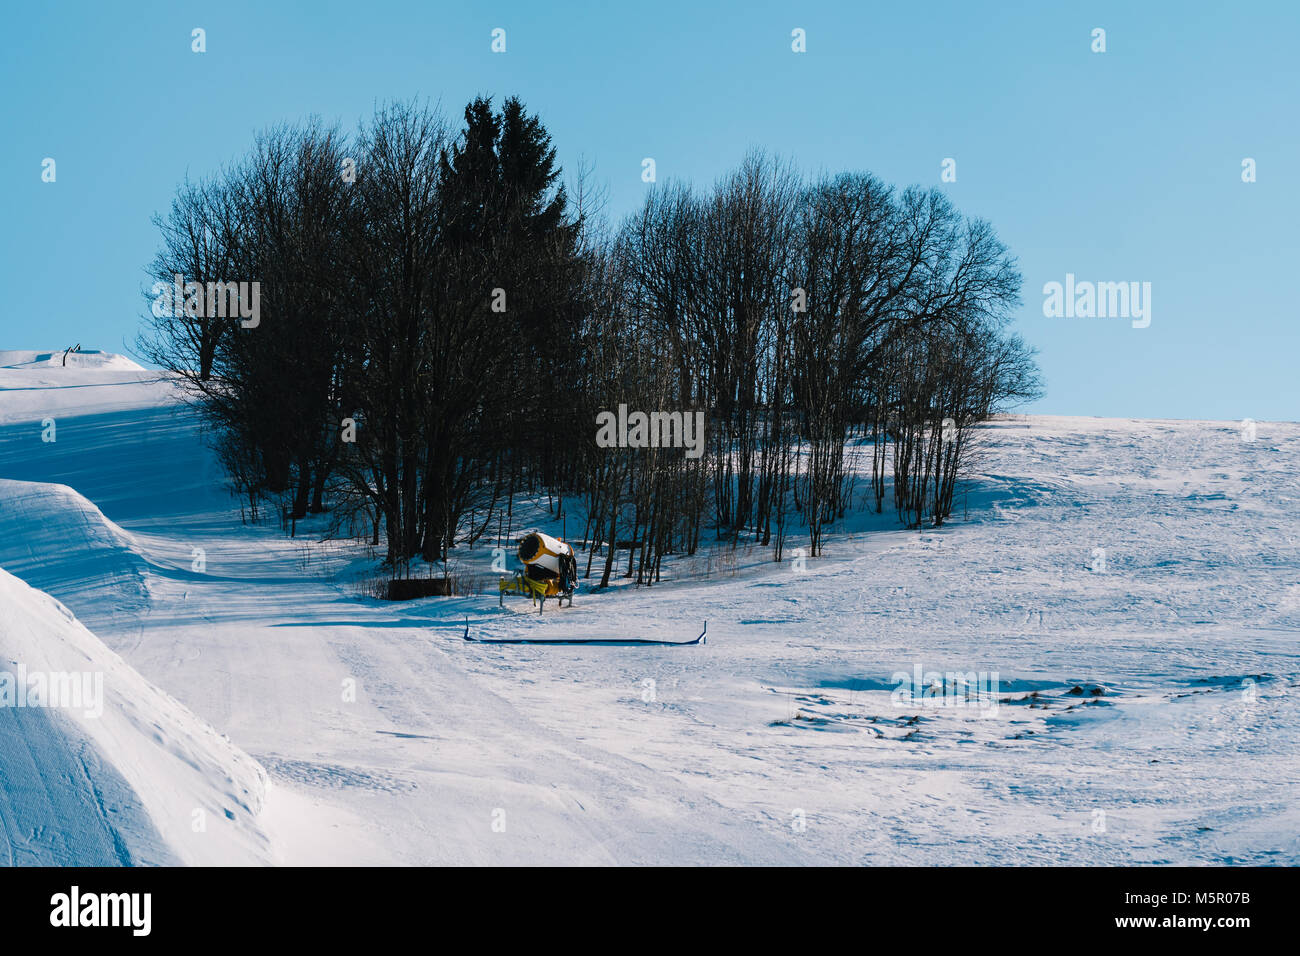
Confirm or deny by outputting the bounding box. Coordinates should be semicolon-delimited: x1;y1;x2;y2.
3;0;1296;421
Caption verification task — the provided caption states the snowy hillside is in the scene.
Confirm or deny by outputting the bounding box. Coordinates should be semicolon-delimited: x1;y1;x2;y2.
0;348;171;425
0;351;1296;865
0;349;145;371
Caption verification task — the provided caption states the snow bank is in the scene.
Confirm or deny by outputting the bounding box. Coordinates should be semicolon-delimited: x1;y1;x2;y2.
0;479;152;633
0;566;271;865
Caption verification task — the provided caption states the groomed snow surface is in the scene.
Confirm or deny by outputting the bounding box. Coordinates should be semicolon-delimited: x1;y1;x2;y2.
0;352;1296;865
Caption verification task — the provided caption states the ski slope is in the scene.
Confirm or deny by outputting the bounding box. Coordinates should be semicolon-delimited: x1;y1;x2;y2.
0;566;268;866
0;352;1296;865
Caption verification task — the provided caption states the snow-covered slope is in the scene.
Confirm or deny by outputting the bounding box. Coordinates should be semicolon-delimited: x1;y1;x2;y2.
0;349;145;371
0;566;270;865
0;479;152;634
0;349;1296;865
0;348;174;425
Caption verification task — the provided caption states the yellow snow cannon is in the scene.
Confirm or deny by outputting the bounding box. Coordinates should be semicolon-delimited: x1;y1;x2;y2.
518;531;577;598
502;530;577;613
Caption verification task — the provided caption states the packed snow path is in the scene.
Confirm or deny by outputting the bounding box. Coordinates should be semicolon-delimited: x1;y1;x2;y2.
1;362;1296;864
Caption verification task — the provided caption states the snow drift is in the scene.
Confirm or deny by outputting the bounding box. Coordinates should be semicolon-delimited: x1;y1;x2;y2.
0;566;270;865
0;479;152;633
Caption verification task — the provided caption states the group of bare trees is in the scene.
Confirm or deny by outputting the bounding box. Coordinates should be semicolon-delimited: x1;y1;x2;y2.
141;101;1040;586
143;119;357;521
142;100;586;565
581;154;1041;584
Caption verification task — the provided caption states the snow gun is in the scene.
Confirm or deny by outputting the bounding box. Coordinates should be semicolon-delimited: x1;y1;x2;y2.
498;530;578;613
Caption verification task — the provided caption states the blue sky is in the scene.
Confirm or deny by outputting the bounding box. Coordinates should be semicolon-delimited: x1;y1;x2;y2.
3;0;1296;420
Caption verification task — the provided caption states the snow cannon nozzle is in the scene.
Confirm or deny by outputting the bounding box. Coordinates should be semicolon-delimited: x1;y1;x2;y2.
517;530;573;568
